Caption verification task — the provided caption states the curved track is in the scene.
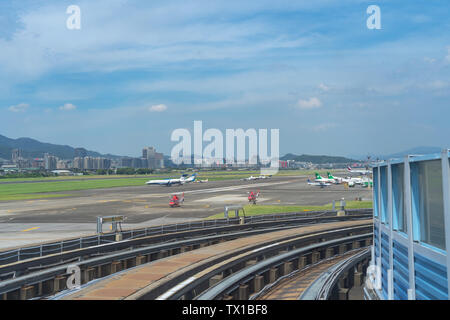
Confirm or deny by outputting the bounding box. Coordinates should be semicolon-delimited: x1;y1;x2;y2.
57;219;372;300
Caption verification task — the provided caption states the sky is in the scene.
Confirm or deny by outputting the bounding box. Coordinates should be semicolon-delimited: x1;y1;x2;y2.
1;0;450;158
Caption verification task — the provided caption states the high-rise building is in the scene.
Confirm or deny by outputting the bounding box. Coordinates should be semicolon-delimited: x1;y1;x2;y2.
73;157;84;169
83;157;94;170
57;160;72;169
143;146;164;169
131;158;142;168
93;157;111;170
44;153;58;170
11;149;23;163
142;147;156;159
32;158;45;169
120;158;133;168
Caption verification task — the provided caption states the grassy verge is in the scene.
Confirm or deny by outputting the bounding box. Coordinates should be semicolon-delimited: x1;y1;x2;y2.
0;169;339;201
206;201;373;219
0;178;151;201
0;169;336;183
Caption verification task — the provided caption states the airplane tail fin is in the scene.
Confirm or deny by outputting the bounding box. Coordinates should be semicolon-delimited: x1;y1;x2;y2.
327;172;334;179
347;166;352;172
315;173;322;179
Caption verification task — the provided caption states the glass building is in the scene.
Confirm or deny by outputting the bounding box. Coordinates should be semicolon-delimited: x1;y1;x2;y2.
366;150;450;300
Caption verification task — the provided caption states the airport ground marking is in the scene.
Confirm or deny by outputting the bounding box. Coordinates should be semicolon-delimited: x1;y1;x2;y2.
21;227;40;232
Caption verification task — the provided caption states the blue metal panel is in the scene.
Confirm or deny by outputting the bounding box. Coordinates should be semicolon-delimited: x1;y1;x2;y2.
393;240;409;300
381;232;389;297
372;152;450;300
414;253;448;300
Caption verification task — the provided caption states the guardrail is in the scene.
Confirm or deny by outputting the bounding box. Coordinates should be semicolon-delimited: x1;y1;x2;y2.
1;219;372;300
153;227;372;301
300;248;370;300
0;214;371;282
1;224;352;300
195;233;372;300
0;209;372;266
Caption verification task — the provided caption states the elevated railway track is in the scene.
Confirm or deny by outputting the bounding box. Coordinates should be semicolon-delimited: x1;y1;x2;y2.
0;209;373;300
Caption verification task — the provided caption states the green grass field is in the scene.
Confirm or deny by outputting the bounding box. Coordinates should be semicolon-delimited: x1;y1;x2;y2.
0;178;151;201
206;201;373;219
0;169;338;201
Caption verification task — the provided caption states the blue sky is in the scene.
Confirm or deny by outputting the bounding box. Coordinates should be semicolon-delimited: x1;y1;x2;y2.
1;0;449;158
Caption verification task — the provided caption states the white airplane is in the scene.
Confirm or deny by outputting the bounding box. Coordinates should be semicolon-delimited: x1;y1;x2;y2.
242;176;259;181
314;173;336;183
347;166;372;175
326;172;362;187
361;177;373;188
146;173;197;186
307;179;331;188
258;175;272;179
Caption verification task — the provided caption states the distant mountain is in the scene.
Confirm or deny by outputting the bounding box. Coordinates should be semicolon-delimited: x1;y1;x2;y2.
281;153;359;164
384;146;443;159
349;146;445;161
0;134;122;160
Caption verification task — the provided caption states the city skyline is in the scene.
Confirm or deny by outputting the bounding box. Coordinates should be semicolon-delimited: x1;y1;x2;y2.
1;1;450;157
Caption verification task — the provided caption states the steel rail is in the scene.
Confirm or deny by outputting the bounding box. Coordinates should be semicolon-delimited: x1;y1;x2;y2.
0;214;370;280
54;224;370;301
195;233;372;300
0;209;371;265
157;227;372;300
0;222;370;297
299;248;370;300
0;225;295;296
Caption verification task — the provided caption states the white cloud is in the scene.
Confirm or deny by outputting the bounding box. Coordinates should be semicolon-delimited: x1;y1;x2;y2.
312;123;337;132
148;104;168;112
428;80;448;89
59;103;77;111
0;1;314;82
297;97;322;109
318;83;329;91
8;103;29;112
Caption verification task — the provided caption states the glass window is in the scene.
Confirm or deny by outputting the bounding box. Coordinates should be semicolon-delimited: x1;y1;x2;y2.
380;166;388;225
415;159;445;250
373;168;379;218
392;164;406;233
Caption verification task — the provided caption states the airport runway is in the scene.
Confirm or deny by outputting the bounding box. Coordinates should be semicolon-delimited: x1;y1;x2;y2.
0;176;372;249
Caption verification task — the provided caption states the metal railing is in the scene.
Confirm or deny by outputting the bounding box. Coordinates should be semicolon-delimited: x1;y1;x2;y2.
0;209;372;266
1;224;334;297
195;233;372;300
155;227;372;301
300;248;370;300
